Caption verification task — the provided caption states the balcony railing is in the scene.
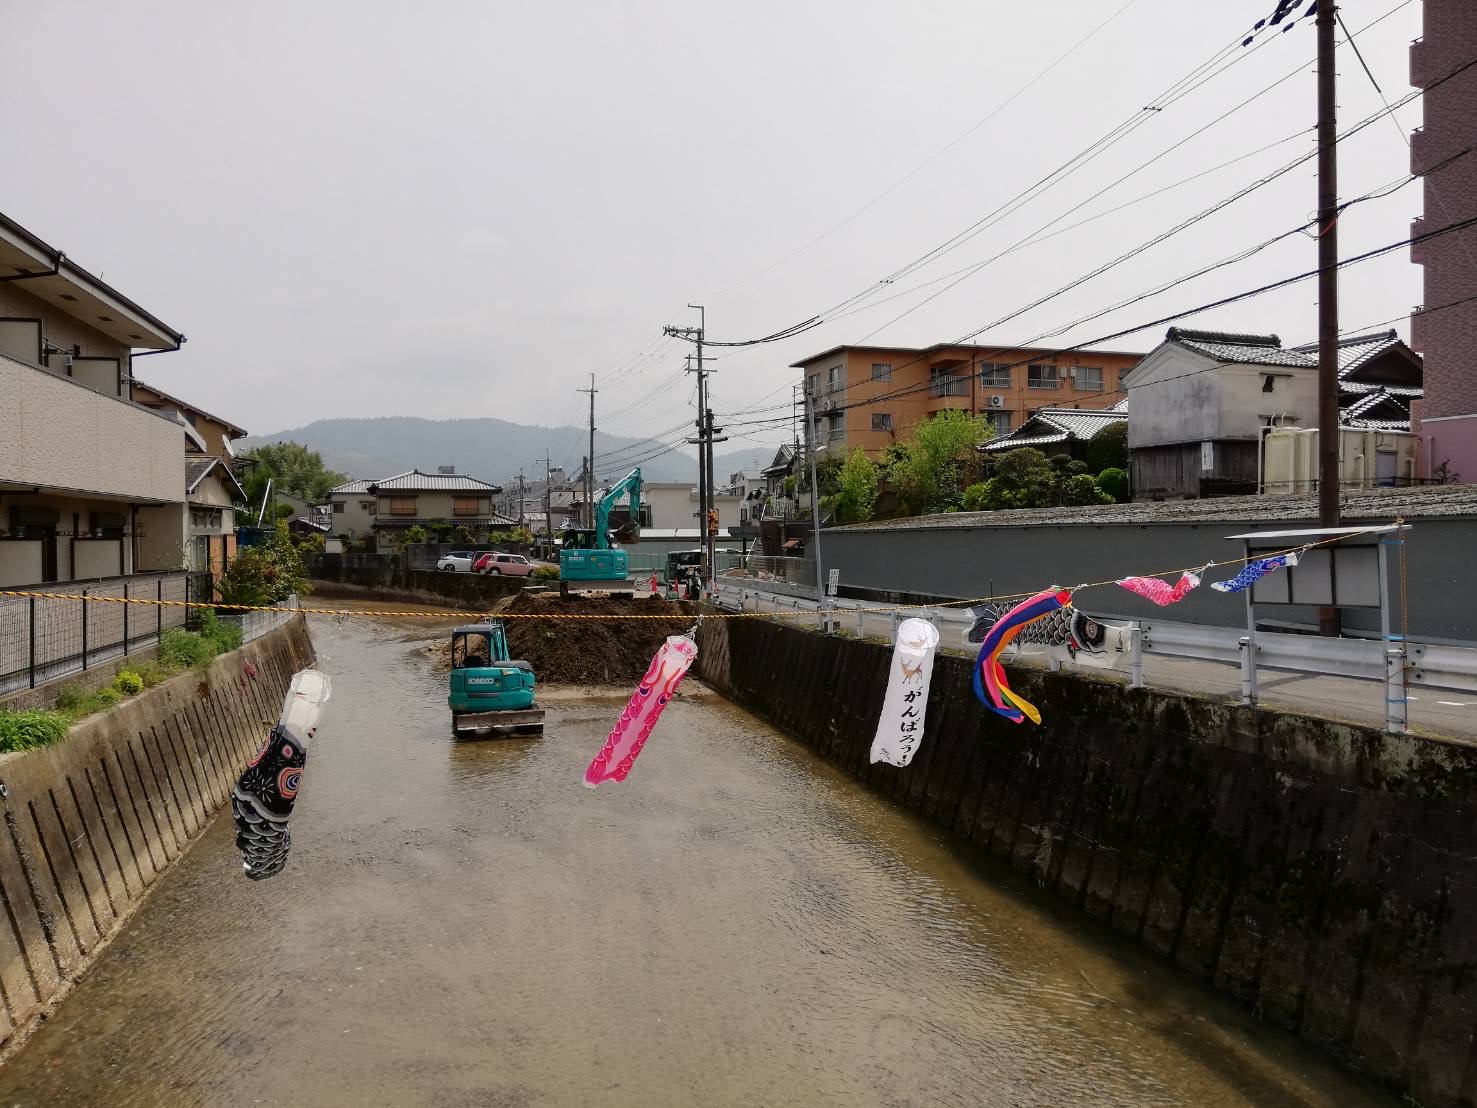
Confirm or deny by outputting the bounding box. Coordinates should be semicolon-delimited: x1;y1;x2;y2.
929;376;970;398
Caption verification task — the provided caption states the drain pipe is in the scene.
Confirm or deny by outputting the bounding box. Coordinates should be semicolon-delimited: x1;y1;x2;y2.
0;251;63;282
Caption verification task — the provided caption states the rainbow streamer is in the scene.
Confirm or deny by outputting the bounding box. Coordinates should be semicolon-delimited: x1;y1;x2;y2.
972;588;1071;725
584;635;697;787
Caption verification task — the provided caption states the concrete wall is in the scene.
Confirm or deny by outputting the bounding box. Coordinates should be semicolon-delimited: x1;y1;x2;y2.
0;617;313;1048
698;616;1477;1107
308;553;530;606
821;517;1477;643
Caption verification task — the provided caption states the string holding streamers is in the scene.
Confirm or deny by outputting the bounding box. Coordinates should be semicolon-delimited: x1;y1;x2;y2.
584;634;697;787
970;588;1072;726
1116;568;1202;607
1209;551;1301;595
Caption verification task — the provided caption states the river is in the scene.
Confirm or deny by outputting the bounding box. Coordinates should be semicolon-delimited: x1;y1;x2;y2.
0;615;1391;1107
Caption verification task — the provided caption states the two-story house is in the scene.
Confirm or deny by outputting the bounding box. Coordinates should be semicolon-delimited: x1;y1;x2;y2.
367;468;511;549
790;341;1143;457
327;479;376;543
130;381;248;580
0;210;188;587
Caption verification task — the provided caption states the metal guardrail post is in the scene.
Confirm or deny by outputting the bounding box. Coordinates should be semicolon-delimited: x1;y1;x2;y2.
1238;636;1258;705
123;580;129;649
1385;648;1408;733
1128;625;1145;689
81;588;89;670
28;597;36;689
157;579;163;641
856;609;865;637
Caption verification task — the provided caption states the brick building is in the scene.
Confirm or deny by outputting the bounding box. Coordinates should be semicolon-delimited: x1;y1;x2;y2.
1410;0;1477;480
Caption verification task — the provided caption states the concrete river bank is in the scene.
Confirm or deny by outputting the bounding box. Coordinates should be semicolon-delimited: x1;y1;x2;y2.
0;615;1390;1106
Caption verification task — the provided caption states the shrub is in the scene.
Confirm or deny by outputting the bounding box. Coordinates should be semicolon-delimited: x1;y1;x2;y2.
0;709;70;753
1085;421;1128;473
216;546;274;607
1097;466;1129;503
113;669;144;696
136;662;172;687
200;609;243;654
54;684;89;713
961;482;990;512
160;627;213;669
94;687;121;709
1059;473;1113;506
532;564;560;580
404;524;428;545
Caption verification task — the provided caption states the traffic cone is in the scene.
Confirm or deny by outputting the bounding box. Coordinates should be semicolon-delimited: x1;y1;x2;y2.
649;572;659;594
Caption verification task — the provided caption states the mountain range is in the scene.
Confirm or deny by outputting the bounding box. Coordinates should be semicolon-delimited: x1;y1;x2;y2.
240;417;782;487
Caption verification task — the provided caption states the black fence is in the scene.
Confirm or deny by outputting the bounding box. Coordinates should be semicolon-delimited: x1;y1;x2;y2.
0;571;190;697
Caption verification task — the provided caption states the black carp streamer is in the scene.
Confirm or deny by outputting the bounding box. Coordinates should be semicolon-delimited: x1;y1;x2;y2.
233;669;332;880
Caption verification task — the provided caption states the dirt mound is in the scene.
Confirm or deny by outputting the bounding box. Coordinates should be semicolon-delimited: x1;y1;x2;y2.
422;592;697;686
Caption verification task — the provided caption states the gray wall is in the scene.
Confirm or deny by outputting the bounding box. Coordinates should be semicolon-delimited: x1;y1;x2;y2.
822;517;1477;643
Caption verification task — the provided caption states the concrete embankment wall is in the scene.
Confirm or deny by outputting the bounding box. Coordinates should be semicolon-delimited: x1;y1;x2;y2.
310;554;531;607
698;616;1477;1107
0;618;314;1048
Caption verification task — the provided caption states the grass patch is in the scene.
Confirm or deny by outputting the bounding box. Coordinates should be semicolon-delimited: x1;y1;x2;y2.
0;709;70;753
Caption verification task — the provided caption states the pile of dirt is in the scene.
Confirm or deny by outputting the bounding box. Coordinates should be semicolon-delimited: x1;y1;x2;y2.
422;592;697;686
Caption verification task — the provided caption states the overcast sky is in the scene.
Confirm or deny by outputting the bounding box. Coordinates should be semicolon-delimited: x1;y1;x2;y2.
6;0;1424;462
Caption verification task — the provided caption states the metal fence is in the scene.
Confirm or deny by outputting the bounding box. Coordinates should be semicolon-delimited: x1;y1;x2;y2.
0;572;190;696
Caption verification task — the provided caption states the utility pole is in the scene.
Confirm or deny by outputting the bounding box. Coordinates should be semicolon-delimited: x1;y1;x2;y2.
1315;0;1341;636
802;381;828;627
516;469;525;527
543;451;552;542
666;306;715;582
579;374;597;529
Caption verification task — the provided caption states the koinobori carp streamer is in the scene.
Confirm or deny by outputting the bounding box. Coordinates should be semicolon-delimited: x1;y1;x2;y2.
584;635;697;787
233;668;332;880
971;588;1071;725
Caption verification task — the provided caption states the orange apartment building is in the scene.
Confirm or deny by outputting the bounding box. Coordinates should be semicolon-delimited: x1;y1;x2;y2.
790;342;1144;456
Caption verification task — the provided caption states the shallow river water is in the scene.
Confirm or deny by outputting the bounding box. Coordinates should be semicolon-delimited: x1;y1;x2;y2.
0;617;1392;1107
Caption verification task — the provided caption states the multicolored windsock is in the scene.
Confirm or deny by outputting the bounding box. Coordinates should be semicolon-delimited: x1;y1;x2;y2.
1210;552;1300;595
972;588;1071;725
584;635;697;787
233;668;331;880
1116;569;1201;607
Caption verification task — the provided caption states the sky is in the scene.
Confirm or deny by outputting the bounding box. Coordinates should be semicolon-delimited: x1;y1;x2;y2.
5;0;1426;466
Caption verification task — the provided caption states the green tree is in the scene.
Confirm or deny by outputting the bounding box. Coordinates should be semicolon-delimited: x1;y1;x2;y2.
1097;466;1129;502
979;447;1059;510
888;410;990;516
1084;421;1128;474
1059;473;1113;506
832;449;879;524
239;442;347;508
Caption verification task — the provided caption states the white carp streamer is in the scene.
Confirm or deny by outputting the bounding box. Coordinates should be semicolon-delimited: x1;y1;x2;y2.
870;618;940;768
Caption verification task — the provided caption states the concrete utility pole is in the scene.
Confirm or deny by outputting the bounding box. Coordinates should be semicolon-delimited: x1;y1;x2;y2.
579;374;597;529
802;382;828;626
666;306;718;581
1315;0;1341;636
543;451;552;541
516;469;525;527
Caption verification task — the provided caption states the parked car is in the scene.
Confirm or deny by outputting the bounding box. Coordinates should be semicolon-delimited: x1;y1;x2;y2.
474;552;534;577
437;551;478;572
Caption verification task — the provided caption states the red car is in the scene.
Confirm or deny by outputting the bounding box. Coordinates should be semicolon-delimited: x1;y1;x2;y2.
474;552;534;576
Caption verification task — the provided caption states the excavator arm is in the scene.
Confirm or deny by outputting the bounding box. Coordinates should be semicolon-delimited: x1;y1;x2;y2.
594;468;642;548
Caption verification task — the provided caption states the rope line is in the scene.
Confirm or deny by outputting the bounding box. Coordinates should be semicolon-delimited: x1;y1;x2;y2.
0;528;1385;622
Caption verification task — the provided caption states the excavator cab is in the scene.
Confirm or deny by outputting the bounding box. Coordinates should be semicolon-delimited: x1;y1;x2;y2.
558;468;641;595
447;622;544;736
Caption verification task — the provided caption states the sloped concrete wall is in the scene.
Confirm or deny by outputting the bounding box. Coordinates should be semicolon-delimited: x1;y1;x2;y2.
699;616;1477;1107
0;617;313;1048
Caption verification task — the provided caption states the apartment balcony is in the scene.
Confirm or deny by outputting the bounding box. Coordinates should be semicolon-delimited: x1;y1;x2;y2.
1410;37;1433;89
0;354;183;505
1411;216;1428;266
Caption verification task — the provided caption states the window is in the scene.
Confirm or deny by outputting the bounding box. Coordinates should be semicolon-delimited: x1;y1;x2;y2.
828;412;847;441
387;497;417;516
808;373;820;397
929;368;968;397
986;411;1012;436
1262;374;1276;393
333;501;345;514
1027;364;1059;389
453;496;481;517
361;500;376;515
871;412;893;431
827;365;844;391
1074;366;1104;391
979;363;1011;387
871;362;892;381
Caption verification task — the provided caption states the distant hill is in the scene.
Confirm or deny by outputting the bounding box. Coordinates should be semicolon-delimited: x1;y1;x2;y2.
240;416;780;486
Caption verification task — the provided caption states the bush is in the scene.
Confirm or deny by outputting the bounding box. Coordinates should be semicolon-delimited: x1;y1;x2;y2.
160;627;214;669
404;524;427;545
0;709;70;752
216;546;274;607
136;662;172;687
1097;466;1129;503
94;687;121;709
54;683;89;713
532;564;560;580
1059;473;1113;506
1085;421;1128;473
113;669;144;696
961;482;990;512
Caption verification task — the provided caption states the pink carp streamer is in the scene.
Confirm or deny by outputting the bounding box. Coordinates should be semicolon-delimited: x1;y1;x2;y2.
1116;570;1201;606
584;635;698;787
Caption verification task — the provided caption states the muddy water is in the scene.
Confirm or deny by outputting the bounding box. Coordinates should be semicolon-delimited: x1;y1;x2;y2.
0;617;1390;1107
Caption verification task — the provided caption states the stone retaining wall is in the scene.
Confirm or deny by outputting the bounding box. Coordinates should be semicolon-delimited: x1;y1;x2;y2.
698;616;1477;1107
0;617;314;1049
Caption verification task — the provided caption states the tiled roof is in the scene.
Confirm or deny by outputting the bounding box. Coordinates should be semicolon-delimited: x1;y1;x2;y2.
1290;329;1412;378
982;407;1126;452
184;456;245;500
1167;327;1317;368
374;513;517;528
835;484;1477;531
369;469;502;493
330;478;374;495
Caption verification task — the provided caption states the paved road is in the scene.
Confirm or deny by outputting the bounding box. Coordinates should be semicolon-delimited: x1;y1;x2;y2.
0;615;1393;1107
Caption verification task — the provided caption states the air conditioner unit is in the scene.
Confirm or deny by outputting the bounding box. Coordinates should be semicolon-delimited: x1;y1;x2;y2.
988;395;1005;408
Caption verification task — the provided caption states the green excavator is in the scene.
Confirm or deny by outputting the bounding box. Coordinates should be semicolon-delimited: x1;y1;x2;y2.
558;467;642;597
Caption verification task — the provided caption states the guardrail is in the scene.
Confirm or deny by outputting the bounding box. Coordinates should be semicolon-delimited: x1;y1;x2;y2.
712;580;1477;734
